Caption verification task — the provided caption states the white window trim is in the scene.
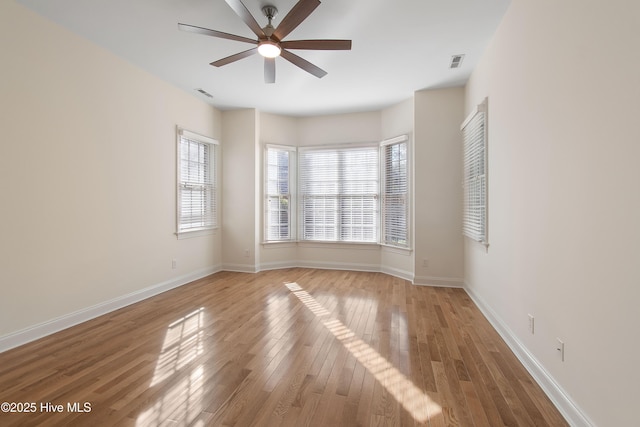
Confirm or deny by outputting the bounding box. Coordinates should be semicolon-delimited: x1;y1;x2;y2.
177;228;217;240
380;135;409;147
380;134;410;249
298;142;380;244
260;138;413;249
380;243;413;254
175;126;220;238
263;143;297;242
461;98;489;247
296;241;380;251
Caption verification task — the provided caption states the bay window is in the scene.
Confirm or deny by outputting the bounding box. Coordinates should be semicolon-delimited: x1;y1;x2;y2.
263;136;409;247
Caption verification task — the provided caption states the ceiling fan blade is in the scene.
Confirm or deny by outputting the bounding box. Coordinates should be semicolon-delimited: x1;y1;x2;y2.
272;0;321;41
210;47;258;67
280;39;352;50
225;0;265;38
264;58;276;84
178;23;257;44
280;49;327;78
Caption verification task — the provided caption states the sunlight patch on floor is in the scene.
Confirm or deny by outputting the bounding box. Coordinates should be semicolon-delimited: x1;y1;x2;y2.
150;307;205;386
136;364;206;426
137;308;207;426
286;282;441;423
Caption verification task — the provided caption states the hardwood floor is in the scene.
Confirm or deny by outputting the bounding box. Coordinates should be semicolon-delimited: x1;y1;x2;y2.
0;269;568;426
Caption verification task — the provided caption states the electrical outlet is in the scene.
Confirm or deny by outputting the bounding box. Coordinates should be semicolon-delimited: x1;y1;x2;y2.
528;314;534;334
244;249;250;257
556;338;565;361
172;259;177;269
422;259;428;267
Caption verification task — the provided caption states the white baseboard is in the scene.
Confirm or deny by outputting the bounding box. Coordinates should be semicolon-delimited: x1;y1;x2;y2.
221;263;259;273
0;265;221;353
296;260;381;272
413;275;464;287
260;260;414;283
463;283;595;427
0;263;452;355
380;265;414;282
258;260;297;271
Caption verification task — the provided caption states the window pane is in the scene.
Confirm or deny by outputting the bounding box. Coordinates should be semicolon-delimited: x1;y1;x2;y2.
265;147;292;241
299;146;378;243
462;104;487;243
382;140;408;247
178;135;216;232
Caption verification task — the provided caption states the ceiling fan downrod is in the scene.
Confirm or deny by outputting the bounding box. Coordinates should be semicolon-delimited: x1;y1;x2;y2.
262;5;278;36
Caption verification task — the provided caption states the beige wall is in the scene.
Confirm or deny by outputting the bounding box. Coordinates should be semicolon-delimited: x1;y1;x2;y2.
413;88;465;286
464;0;640;425
296;111;381;146
221;109;259;271
0;2;222;343
381;98;413;139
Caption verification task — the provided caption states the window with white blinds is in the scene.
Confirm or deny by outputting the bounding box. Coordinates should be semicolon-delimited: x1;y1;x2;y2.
265;145;295;241
461;99;488;244
177;128;218;234
381;135;409;247
299;145;379;242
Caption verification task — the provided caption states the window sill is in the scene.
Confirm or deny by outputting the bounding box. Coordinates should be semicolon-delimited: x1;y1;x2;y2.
262;240;412;252
262;240;297;248
297;241;380;250
175;228;218;240
380;244;413;254
464;235;490;250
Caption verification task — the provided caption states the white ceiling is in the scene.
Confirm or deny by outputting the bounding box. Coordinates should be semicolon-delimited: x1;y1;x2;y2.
17;0;510;116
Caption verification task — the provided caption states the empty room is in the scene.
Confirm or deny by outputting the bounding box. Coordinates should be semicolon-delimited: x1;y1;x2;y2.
0;0;638;426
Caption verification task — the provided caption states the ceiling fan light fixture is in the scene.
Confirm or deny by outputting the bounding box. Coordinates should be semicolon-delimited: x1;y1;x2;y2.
180;0;352;82
258;40;281;58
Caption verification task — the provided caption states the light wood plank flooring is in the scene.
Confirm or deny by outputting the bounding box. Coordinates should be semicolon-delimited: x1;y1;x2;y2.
0;269;568;426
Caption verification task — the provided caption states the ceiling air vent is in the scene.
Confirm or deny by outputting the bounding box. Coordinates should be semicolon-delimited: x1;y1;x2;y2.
195;88;213;98
450;54;465;69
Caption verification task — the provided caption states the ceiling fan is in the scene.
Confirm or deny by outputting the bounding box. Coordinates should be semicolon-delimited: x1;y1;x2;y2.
178;0;352;83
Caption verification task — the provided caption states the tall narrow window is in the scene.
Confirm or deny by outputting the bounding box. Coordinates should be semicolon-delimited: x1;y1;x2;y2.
177;128;218;235
299;145;379;243
381;135;409;247
461;98;488;244
265;145;295;241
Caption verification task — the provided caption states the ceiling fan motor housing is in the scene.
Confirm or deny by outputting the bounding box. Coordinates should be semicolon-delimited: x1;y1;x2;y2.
262;5;278;19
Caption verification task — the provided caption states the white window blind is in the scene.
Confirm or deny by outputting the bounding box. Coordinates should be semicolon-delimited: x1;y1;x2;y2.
381;135;409;247
461;99;488;243
177;129;218;234
265;145;294;241
299;145;379;242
